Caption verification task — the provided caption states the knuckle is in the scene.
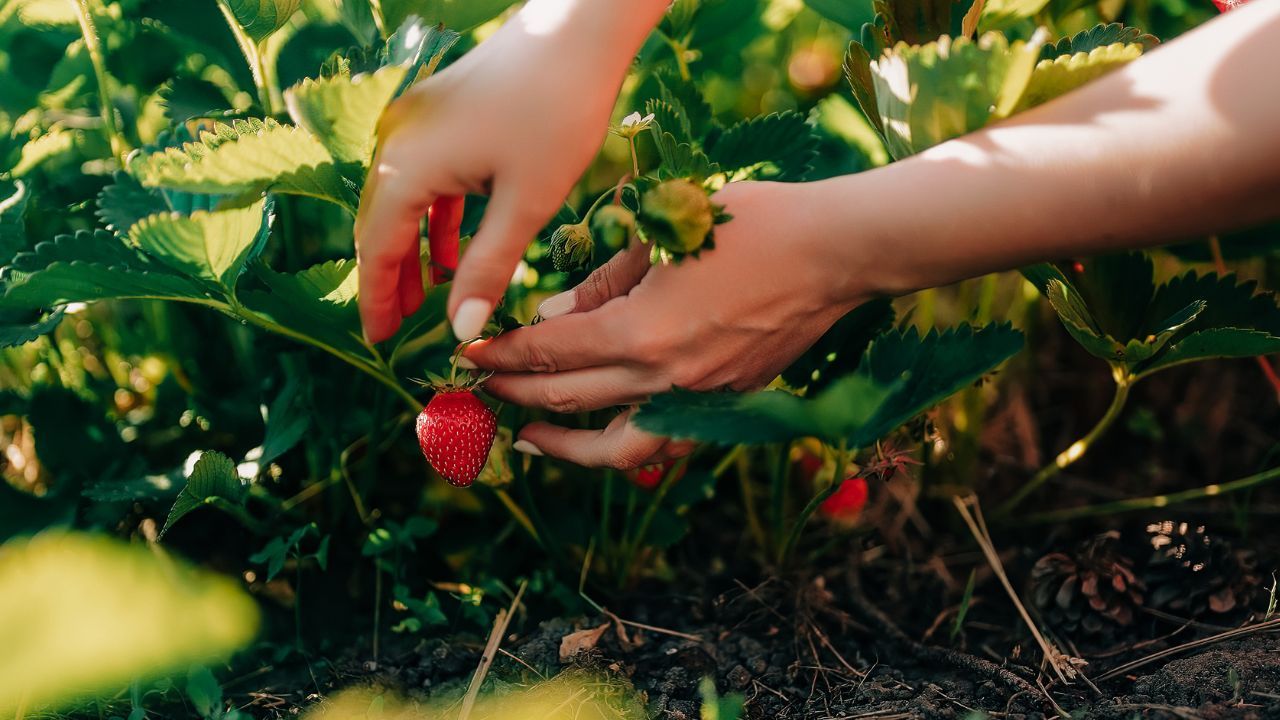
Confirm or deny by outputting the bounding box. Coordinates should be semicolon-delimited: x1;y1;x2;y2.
608;446;650;472
521;342;557;374
539;385;581;415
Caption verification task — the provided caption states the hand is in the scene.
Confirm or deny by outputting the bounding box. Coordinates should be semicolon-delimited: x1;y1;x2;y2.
461;181;874;468
354;0;669;343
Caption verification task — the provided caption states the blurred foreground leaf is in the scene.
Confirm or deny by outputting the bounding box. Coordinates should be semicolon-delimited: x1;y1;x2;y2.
0;533;259;716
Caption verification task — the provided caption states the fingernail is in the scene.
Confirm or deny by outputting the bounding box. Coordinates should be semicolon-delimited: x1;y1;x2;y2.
451;298;491;340
537;290;575;319
456;355;478;370
513;440;544;456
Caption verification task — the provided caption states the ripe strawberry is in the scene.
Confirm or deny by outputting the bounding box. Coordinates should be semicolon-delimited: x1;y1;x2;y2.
428;195;464;285
1210;0;1247;11
415;388;497;487
628;460;685;490
818;477;869;524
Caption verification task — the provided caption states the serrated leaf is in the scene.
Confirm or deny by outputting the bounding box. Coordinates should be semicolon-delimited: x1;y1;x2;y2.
0;307;65;348
1069;252;1155;341
130;118;355;212
238;259;367;358
782;298;895;392
649;126;719;179
644;99;691;146
1135;273;1280;375
0;179;29;260
285;65;407;165
706;111;820;181
128;195;272;290
160;451;245;538
874;0;976;45
978;0;1050;32
386;19;461;97
1040;23;1158;61
844;41;884;136
160;76;236;123
869;33;1038;159
1;230;209;308
637;323;1022;446
1013;43;1144;113
1139;328;1280;377
376;0;518;33
258;377;309;466
223;0;302;43
655;73;716;141
96;173;169;235
1044;279;1122;361
851;323;1023;445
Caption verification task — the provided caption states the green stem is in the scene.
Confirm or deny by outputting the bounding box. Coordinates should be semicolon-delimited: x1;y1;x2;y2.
711;444;745;479
660;32;692;82
768;443;789;551
69;0;128;159
779;439;850;566
628;137;640;179
1023;464;1280;524
214;0;276;114
618;455;691;586
994;368;1131;519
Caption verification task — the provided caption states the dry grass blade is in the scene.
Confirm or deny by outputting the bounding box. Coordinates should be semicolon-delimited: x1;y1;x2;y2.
1095;615;1280;682
458;580;527;720
952;495;1087;687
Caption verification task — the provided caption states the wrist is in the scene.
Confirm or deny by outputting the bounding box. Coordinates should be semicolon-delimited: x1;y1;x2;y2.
792;173;904;307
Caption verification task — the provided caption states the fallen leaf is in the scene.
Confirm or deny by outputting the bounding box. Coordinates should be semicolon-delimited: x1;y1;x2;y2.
559;623;609;662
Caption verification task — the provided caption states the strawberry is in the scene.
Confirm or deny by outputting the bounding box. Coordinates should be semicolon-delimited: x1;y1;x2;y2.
415;388;497;487
1210;0;1247;10
818;477;869;524
428;195;465;285
628;460;685;490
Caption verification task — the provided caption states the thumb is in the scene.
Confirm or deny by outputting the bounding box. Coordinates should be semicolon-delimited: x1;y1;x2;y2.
537;241;650;320
447;183;547;340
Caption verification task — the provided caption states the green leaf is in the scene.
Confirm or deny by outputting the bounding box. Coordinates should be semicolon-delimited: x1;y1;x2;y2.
376;0;518;33
978;0;1051;32
649;127;719;180
655;73;717;142
257;377;309;466
851;323;1023;445
1013;42;1144;113
1140;328;1280;377
385;19;462;97
873;0;977;45
644;98;691;145
1070;252;1155;342
1135;272;1280;375
0;307;65;348
0;179;29;260
706;111;821;181
1043;279;1122;361
868;33;1038;159
782;298;895;392
185;665;223;719
238;259;367;358
130;118;356;212
160;451;246;538
2;231;209;309
96;173;169;235
1040;23;1158;61
285;65;407;165
843;41;884;136
223;0;302;43
128;195;273;291
806;0;877;30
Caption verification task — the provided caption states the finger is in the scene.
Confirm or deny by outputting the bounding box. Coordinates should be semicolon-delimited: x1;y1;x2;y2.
355;154;435;343
537;242;651;319
448;182;551;340
398;250;425;317
515;410;666;469
483;365;656;414
427;195;464;285
461;304;632;373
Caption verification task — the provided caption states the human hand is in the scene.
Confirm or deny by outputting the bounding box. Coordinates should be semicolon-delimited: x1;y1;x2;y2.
460;181;876;468
354;0;670;343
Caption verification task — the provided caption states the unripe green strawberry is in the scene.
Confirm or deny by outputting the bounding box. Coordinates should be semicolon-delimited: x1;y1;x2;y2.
548;221;594;271
591;204;636;251
638;179;717;256
415;389;497;488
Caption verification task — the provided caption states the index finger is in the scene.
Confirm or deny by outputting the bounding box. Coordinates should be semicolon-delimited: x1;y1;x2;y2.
355;153;435;343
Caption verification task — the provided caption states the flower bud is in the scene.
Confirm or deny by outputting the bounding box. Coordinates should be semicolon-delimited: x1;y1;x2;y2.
548;221;594;272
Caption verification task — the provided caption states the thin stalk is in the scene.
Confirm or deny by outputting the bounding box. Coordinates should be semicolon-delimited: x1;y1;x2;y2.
779;439;850;565
995;368;1131;518
627;136;640;179
711;444;745;479
736;450;769;554
493;488;540;545
618;455;691;585
214;0;276;114
660;32;692;81
767;443;788;550
1024;464;1280;524
70;0;128;159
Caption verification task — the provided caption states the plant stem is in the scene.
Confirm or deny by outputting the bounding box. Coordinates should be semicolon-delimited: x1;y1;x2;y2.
628;137;640;179
767;443;787;551
618;455;690;586
1024;464;1280;524
995;368;1131;518
779;439;850;566
493;488;540;545
711;444;744;479
69;0;128;159
214;0;276;114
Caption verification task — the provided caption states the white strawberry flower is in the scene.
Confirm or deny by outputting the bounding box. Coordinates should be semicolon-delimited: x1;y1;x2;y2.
612;111;656;139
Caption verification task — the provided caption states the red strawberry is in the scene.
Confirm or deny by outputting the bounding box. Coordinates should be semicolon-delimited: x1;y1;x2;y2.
1210;0;1246;11
819;477;869;524
428;196;464;285
628;461;685;490
416;389;497;487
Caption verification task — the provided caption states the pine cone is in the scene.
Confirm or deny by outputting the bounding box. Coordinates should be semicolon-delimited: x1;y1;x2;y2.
1030;531;1145;637
1142;521;1262;618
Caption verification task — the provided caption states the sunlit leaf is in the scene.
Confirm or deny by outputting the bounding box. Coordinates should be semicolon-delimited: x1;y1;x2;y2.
1013;42;1144;113
223;0;302;43
285;65;407;165
1040;23;1157;61
0;179;29;260
238;259;367;358
129;195;273;291
706;111;821;181
160;451;247;538
0;532;259;716
385;18;461;96
376;0;518;33
0;306;64;348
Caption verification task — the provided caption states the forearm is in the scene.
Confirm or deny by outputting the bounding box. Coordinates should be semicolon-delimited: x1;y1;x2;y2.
511;0;671;80
812;0;1280;299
